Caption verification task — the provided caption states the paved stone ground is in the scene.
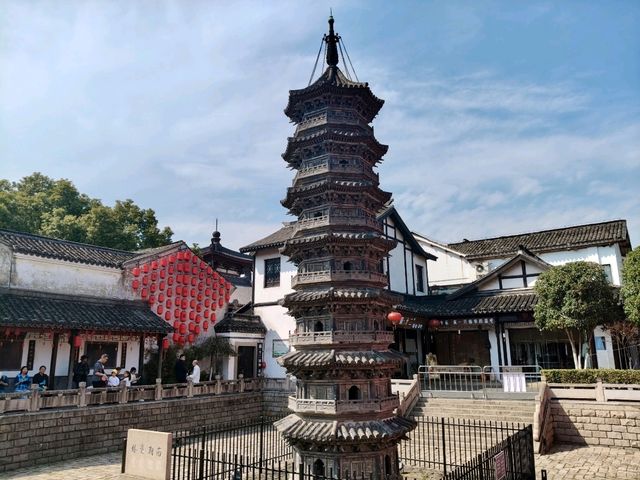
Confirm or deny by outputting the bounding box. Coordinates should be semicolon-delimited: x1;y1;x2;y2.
5;444;640;479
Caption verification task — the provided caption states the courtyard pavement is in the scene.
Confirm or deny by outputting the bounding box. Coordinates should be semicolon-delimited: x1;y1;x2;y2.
4;444;640;479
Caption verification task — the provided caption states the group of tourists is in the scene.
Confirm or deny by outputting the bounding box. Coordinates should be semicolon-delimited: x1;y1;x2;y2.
74;353;140;389
0;365;51;393
175;354;201;384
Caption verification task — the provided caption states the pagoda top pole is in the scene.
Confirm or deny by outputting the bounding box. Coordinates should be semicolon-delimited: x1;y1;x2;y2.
326;14;339;67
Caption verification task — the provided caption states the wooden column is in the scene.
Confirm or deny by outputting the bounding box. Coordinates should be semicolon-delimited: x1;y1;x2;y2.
138;334;145;382
156;334;164;382
66;330;78;389
49;332;60;390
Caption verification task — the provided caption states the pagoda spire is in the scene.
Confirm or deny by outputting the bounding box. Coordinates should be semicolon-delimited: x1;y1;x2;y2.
325;14;339;67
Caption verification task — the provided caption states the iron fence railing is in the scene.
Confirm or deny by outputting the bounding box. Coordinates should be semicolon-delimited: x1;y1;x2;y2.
418;365;542;397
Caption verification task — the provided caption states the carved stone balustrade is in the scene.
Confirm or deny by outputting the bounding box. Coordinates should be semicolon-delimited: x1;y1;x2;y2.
289;330;395;347
288;395;400;414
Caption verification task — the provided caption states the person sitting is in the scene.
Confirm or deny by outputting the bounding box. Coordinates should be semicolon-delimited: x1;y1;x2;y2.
107;369;120;388
129;367;139;385
15;366;31;393
0;373;10;393
32;365;49;391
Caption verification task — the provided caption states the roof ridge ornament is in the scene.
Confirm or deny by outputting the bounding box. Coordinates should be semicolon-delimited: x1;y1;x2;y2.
326;14;339;67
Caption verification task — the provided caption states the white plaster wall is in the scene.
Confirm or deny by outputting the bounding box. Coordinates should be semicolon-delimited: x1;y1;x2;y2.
417;241;476;286
488;328;500;369
11;254;134;299
593;326;615;369
254;304;294;378
253;249;295;304
0;243;12;287
538;245;622;285
230;285;252;305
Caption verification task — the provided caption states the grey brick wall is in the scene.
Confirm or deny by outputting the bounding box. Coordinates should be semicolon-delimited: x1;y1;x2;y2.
551;400;640;448
262;390;291;417
0;392;263;473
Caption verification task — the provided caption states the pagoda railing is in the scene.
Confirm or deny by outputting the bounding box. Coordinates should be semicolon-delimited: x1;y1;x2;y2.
294;214;381;233
294;156;379;182
292;270;387;288
289;330;395;346
288;395;399;414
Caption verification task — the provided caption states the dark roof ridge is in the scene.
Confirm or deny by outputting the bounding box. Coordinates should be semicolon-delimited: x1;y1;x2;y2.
0;228;135;255
0;287;147;307
449;219;626;246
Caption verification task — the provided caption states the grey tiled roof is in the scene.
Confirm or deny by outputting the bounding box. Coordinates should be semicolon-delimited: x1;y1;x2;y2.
278;349;404;368
215;312;266;334
239;224;295;253
0;290;173;333
275;414;415;443
447;220;631;260
400;291;538;318
0;229;137;267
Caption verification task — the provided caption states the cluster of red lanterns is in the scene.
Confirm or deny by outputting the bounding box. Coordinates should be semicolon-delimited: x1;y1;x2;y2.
130;250;231;345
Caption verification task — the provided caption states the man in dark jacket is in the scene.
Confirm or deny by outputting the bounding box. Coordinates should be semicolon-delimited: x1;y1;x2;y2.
32;366;49;391
175;354;188;383
73;355;90;387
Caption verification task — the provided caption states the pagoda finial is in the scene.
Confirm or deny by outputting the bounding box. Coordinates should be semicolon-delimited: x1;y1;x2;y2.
325;13;339;67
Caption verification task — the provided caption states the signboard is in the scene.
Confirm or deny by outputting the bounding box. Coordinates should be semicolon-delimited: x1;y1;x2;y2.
124;429;172;480
272;339;290;358
494;450;507;480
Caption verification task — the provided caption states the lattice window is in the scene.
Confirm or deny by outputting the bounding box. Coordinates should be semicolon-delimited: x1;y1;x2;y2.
264;258;281;288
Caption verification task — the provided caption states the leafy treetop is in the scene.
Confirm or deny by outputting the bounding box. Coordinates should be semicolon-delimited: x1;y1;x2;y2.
622;246;640;325
0;173;173;251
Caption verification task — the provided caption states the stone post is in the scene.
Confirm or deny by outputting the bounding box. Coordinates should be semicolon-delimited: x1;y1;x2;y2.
29;384;41;412
155;378;163;401
119;379;128;404
215;375;222;395
78;381;87;408
239;374;245;393
187;377;194;398
595;378;605;402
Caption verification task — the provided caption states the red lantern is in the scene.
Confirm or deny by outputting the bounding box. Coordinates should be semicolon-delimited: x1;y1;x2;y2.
213;272;219;280
192;256;198;264
151;272;158;281
218;297;224;307
132;279;140;290
190;288;196;297
159;281;166;291
196;304;202;313
225;293;230;302
173;333;181;342
162;338;170;350
151;260;159;270
164;311;171;321
195;315;202;324
168;277;174;286
204;299;211;308
203;321;209;330
198;272;204;280
204;310;210;319
169;255;176;263
177;251;185;261
132;267;141;277
205;277;212;286
150;283;157;293
173;320;181;329
428;319;442;329
387;311;403;326
159;270;166;279
157;305;164;315
184;251;192;261
179;324;187;334
174;309;181;319
141;288;148;299
160;258;168;267
177;263;184;272
73;335;82;348
198;282;204;291
211;313;216;323
190;299;196;309
194;325;200;334
142;276;149;286
148;295;156;305
181;299;188;309
166;299;172;308
181;311;187;322
191;277;197;287
260;361;267;370
189;311;196;321
187;333;195;343
142;264;150;274
188;323;195;333
159;293;165;303
168;266;175;275
197;294;203;302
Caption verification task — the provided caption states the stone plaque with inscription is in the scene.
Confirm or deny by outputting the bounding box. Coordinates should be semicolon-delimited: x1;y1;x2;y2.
124;429;172;480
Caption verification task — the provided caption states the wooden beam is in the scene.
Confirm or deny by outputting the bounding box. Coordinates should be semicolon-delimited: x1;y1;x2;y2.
49;332;60;390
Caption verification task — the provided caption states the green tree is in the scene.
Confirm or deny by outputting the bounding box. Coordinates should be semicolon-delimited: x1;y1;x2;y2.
191;335;237;380
534;261;618;369
0;173;173;250
622;246;640;325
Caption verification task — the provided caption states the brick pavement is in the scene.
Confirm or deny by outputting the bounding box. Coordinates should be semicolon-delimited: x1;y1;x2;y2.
5;444;640;479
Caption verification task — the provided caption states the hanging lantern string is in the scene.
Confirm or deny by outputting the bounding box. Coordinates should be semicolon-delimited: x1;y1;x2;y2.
337;38;352;81
308;35;326;86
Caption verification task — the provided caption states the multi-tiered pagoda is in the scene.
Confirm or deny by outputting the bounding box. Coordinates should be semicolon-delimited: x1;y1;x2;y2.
275;16;414;479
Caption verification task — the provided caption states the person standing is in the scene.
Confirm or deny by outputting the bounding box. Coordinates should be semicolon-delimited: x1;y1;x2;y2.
129;367;139;385
0;373;9;393
122;371;132;387
175;354;188;383
32;366;49;391
15;366;31;392
73;355;90;387
92;354;108;388
188;360;200;384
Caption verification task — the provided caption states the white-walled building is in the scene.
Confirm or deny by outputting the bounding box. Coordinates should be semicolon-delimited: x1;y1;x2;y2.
404;220;632;370
240;206;436;378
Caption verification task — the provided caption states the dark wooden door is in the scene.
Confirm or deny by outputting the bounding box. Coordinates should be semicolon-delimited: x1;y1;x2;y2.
237;346;256;378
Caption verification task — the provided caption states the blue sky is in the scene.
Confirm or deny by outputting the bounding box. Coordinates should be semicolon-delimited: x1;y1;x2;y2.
1;1;639;250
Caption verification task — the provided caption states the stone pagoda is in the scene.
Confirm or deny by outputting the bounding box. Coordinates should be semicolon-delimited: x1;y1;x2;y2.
275;16;414;479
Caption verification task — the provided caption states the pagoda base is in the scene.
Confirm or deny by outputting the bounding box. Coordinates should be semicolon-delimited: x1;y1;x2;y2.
291;445;402;479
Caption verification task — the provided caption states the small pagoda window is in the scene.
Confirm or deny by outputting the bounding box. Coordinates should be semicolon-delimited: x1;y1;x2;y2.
385;455;392;476
264;258;281;288
313;459;325;477
314;321;324;332
348;385;361;400
373;320;379;331
343;261;352;271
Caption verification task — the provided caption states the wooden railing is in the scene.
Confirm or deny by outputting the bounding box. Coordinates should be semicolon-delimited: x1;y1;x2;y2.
291;270;387;288
0;375;294;414
288;395;399;414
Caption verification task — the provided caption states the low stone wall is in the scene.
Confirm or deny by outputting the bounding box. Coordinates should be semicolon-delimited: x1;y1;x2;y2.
0;391;262;473
551;400;640;448
262;390;291;416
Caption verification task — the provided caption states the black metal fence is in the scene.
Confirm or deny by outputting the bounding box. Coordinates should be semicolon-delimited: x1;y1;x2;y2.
163;414;535;479
443;425;535;480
